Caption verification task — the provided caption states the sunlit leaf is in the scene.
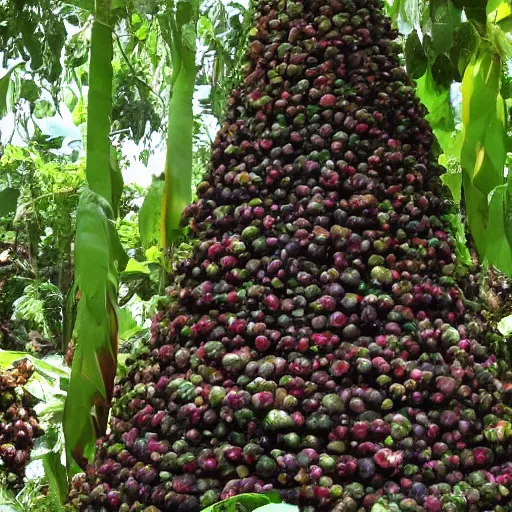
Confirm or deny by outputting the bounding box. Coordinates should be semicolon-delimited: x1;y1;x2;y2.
498;314;512;336
123;258;151;275
487;0;512;21
201;492;281;512
460;46;506;256
135;17;150;40
254;506;299;512
415;67;455;154
371;504;393;512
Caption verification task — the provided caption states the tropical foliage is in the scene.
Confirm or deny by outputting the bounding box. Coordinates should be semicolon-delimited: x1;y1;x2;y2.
0;0;512;510
387;0;512;274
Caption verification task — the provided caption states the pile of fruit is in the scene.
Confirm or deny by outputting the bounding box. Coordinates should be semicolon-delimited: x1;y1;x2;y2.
71;0;512;510
0;359;42;489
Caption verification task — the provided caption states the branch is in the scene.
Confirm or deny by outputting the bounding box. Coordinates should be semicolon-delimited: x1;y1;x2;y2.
19;188;78;210
113;33;166;109
110;128;132;136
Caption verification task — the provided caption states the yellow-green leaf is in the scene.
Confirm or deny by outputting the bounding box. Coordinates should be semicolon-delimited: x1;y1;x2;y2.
460;45;506;257
485;185;512;275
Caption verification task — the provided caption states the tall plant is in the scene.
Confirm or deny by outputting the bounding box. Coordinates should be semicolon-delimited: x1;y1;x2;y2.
159;0;200;247
62;0;126;478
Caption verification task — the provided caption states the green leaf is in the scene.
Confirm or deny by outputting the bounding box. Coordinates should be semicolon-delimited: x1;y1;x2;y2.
503;74;512;99
429;0;462;56
117;307;140;340
109;220;129;272
371;505;393;512
21;21;43;70
431;53;457;88
63;189;119;472
123;258;151;275
443;213;473;266
136;22;150;41
460;46;506;256
20;79;40;102
498;314;512;336
64;11;123;473
405;30;428;79
0;187;20;217
254;506;299;512
415;67;455;155
110;146;124;219
34;99;56;119
488;23;512;61
449;22;481;78
201;492;281;512
498;14;512;32
487;0;512;21
0;351;69;379
182;21;197;51
441;172;462;202
43;450;68;506
145;245;171;272
139;179;165;249
485;185;512;275
505;171;512;249
461;49;505;189
86;20;114;206
392;0;424;36
0;63;23;118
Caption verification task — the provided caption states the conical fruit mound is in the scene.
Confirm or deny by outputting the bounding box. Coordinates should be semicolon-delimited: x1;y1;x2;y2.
71;0;512;510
